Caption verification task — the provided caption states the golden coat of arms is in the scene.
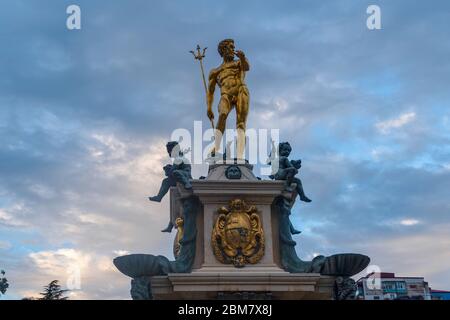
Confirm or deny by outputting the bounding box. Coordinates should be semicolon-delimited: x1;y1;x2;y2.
211;199;265;267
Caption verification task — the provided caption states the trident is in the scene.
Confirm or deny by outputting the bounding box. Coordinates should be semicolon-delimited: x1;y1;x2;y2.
190;45;214;130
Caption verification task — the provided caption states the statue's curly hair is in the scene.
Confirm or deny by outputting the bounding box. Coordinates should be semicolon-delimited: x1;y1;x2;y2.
279;142;292;153
166;141;180;156
218;39;234;57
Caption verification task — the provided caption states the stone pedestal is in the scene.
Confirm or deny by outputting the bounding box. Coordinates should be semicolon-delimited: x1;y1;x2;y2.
151;272;335;300
154;163;335;300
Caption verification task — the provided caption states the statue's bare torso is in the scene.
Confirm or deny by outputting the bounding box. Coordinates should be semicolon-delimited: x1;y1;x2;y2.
211;60;247;99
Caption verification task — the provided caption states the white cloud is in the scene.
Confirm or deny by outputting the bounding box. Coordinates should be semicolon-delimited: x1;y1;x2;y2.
113;250;130;256
400;219;420;226
0;204;30;228
89;133;127;161
29;184;56;199
260;110;275;121
376;112;416;134
274;98;289;112
29;248;91;276
78;213;117;226
366;224;450;289
88;134;168;182
0;132;176;299
24;248;128;299
378;218;421;227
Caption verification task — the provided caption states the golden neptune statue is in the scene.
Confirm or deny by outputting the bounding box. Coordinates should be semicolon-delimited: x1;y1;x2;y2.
192;39;250;160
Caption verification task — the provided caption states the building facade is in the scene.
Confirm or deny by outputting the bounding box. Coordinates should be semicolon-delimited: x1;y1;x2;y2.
430;289;450;300
356;272;431;300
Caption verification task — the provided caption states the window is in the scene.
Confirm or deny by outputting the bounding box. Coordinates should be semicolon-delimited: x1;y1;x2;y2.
397;282;407;290
373;296;380;300
383;282;396;291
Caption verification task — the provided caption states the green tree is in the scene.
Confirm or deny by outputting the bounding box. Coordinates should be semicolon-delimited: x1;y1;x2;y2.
0;270;9;297
39;280;69;300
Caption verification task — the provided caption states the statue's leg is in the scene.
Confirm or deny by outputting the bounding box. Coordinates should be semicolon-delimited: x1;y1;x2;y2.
293;177;311;202
211;95;232;156
286;169;294;184
161;221;174;233
284;168;296;191
172;170;192;189
149;178;172;202
149;178;175;232
235;87;249;160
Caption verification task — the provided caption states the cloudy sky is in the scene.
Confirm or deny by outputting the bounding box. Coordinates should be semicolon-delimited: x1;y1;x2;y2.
1;0;450;299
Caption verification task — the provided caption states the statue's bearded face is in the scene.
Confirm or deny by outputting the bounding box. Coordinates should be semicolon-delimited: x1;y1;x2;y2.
222;42;235;61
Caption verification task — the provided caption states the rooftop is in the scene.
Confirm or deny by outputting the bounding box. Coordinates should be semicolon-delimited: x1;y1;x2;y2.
357;272;425;281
